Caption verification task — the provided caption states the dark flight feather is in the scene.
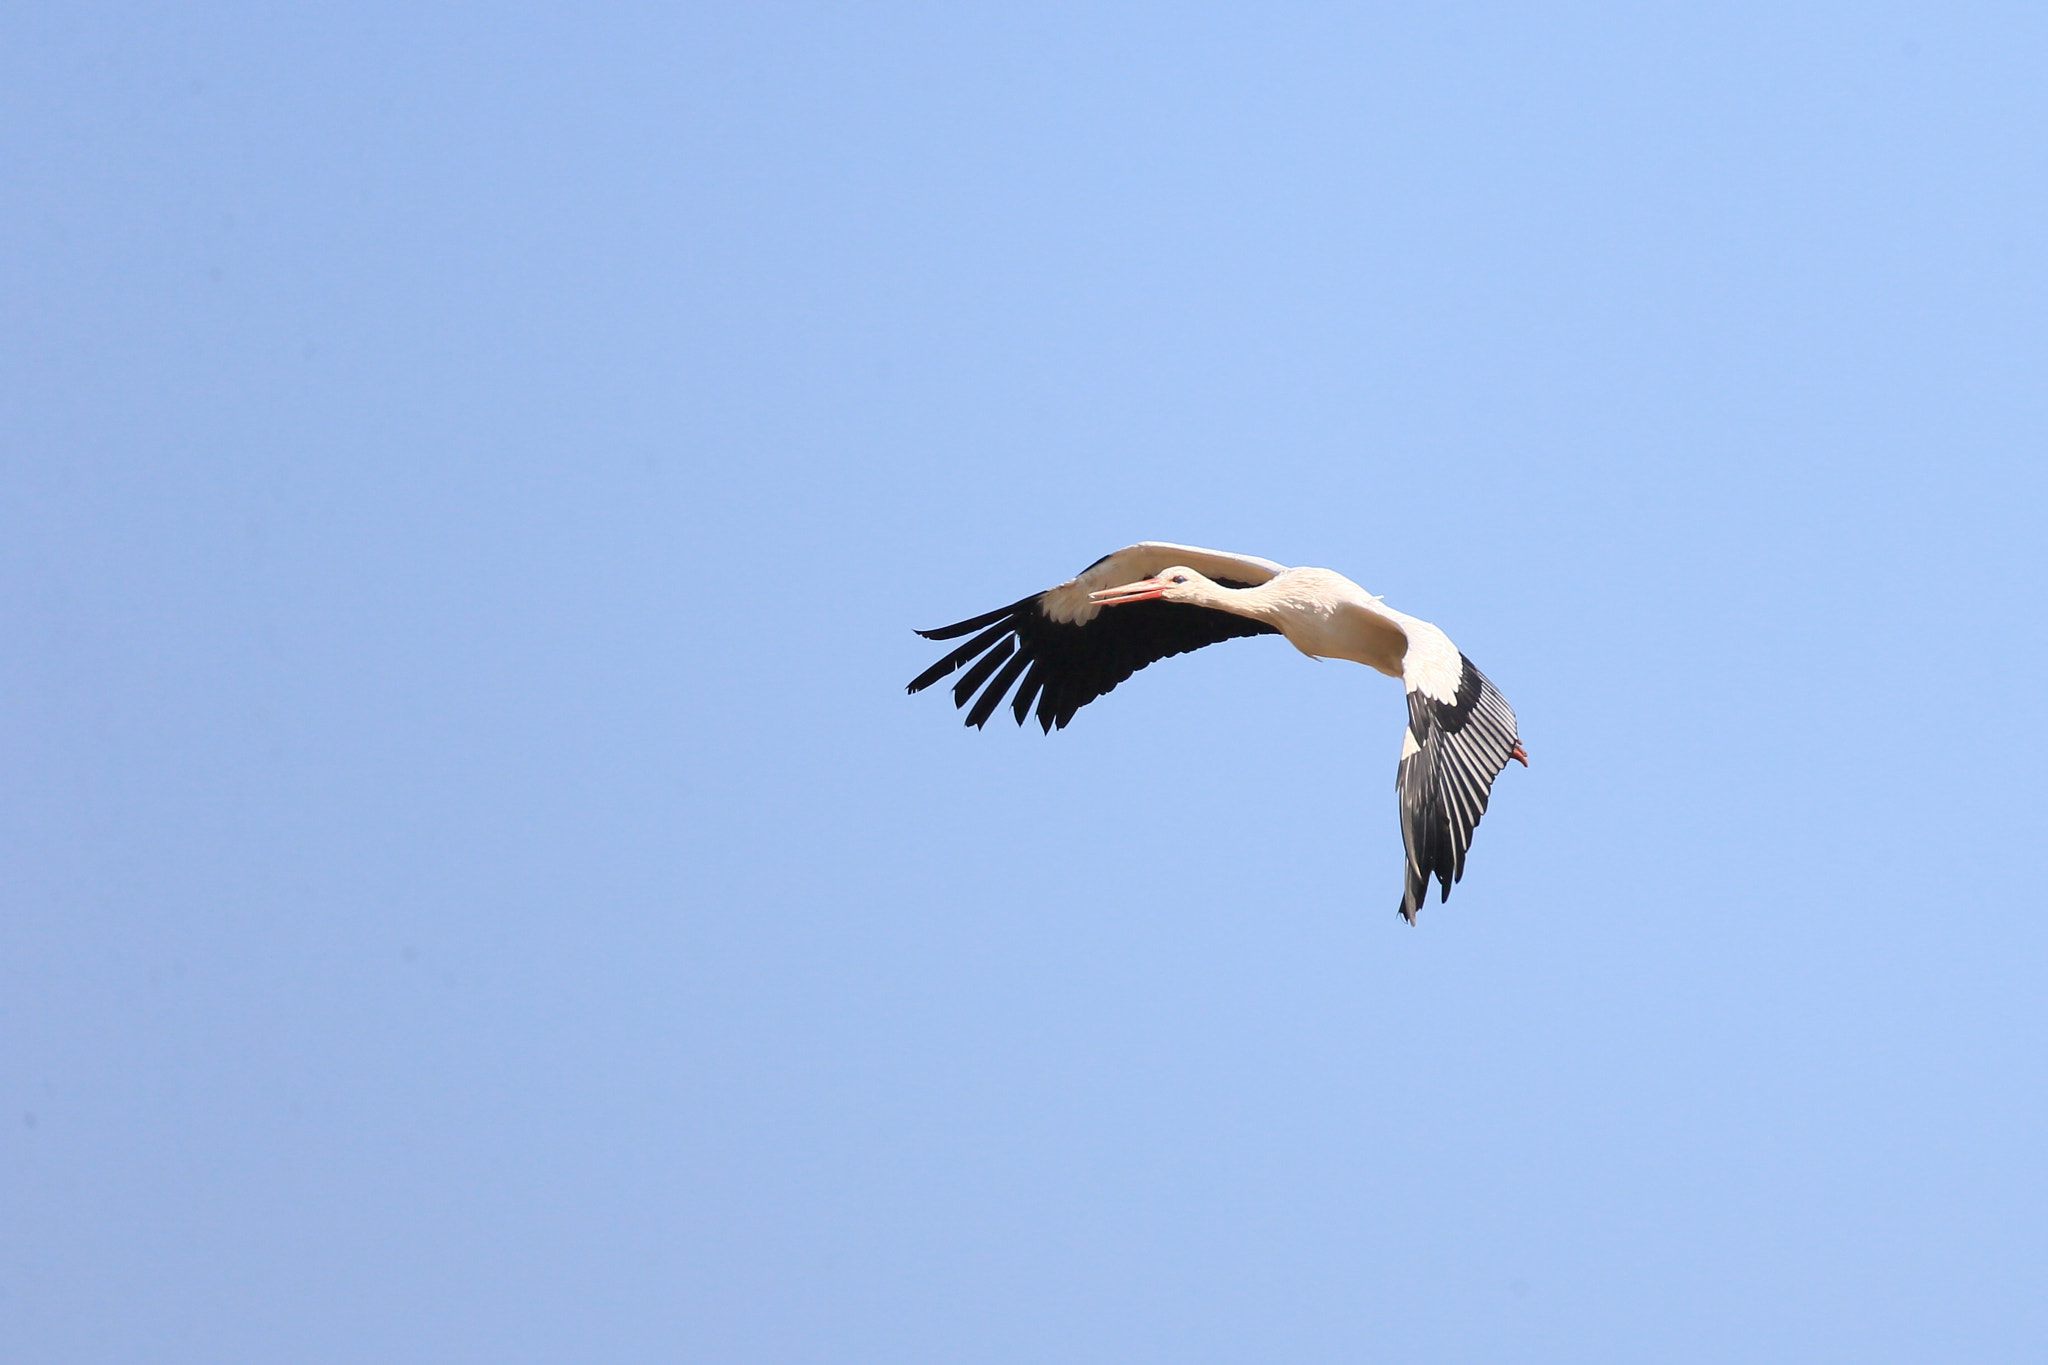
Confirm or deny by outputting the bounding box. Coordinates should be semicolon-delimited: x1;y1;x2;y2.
908;580;1280;732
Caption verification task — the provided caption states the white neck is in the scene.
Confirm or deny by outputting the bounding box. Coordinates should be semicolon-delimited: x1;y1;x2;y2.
1176;574;1290;622
1181;569;1408;676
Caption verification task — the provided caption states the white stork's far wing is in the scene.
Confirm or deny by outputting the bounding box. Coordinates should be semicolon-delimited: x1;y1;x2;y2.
907;542;1286;732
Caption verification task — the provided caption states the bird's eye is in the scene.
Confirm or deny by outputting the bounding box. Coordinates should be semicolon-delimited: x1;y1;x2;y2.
1171;574;1188;584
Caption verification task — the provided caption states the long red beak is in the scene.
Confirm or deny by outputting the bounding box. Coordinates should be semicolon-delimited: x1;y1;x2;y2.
1511;743;1529;767
1089;577;1169;607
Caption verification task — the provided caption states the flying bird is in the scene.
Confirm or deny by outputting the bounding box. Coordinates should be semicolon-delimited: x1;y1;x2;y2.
907;542;1526;923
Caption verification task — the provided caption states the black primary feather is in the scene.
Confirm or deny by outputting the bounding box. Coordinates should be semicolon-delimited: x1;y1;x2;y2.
908;580;1279;732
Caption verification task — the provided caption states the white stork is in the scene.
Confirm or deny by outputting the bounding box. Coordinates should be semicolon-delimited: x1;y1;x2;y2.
908;542;1527;923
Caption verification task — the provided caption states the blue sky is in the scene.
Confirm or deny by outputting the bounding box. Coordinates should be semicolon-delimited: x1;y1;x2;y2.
6;4;2048;1361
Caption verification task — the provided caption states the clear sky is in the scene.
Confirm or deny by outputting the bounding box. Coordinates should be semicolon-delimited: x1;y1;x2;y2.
6;4;2048;1361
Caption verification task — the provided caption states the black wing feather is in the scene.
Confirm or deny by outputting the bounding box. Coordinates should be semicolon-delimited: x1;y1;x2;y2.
908;581;1280;732
951;636;1015;708
907;619;1015;694
916;597;1034;641
966;650;1031;729
1396;655;1520;923
1009;661;1045;725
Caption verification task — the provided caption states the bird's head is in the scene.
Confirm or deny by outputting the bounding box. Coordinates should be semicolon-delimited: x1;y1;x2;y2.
1088;566;1206;607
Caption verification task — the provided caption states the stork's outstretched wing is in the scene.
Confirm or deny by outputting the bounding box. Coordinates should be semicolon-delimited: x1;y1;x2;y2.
907;542;1286;732
1395;652;1521;922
